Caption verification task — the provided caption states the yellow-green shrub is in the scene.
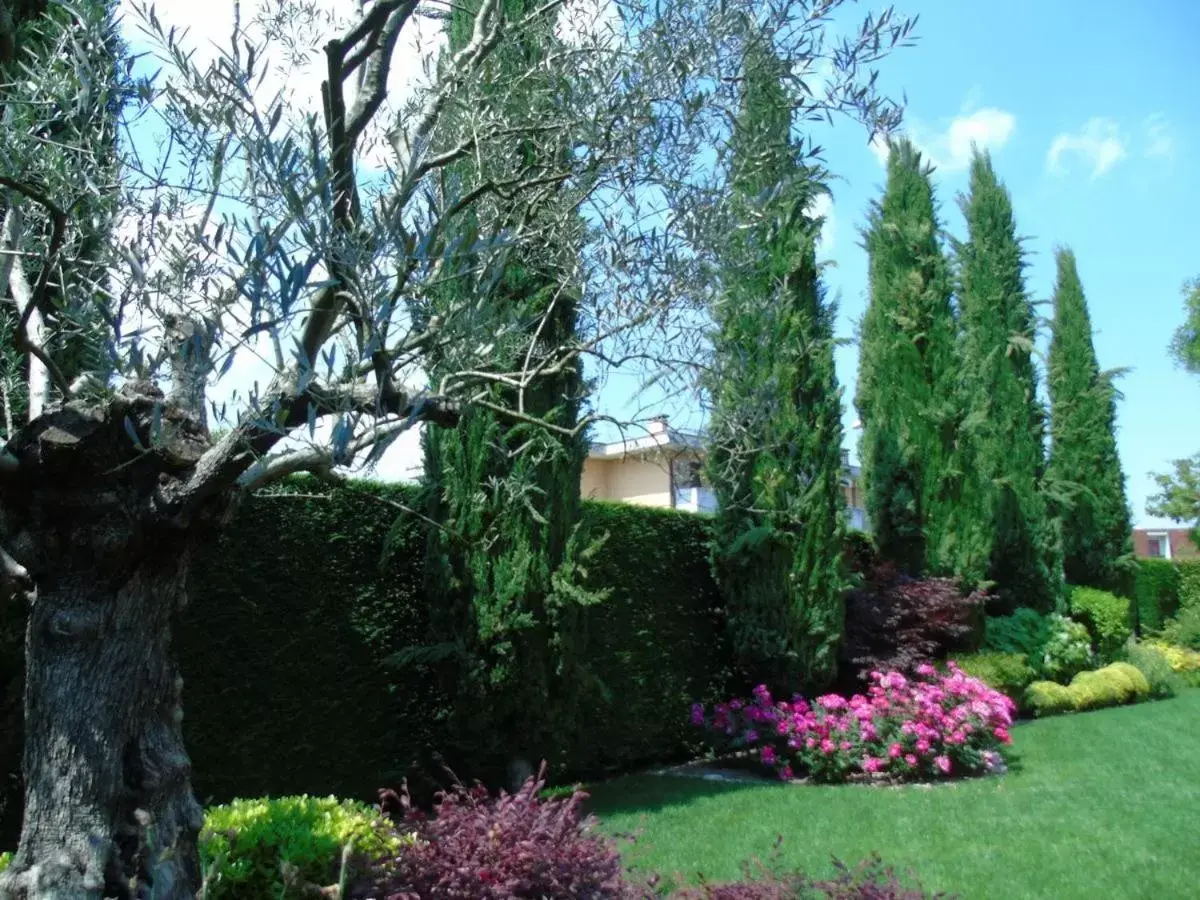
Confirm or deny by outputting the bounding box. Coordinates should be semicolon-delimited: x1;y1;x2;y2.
1068;670;1125;709
1144;640;1200;683
1026;662;1154;718
1025;681;1074;717
199;795;405;899
1105;662;1151;699
0;852;10;875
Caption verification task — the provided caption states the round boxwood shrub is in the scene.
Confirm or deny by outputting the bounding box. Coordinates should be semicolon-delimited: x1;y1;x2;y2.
200;795;404;899
1068;587;1132;662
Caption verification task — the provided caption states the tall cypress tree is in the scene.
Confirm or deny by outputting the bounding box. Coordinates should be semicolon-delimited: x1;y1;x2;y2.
1046;247;1132;590
953;149;1059;612
415;0;593;779
855;138;957;575
706;34;846;695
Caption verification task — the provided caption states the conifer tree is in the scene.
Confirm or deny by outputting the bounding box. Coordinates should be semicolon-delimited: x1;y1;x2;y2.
855;138;957;575
952;149;1060;612
706;34;846;694
416;0;593;778
1046;247;1132;589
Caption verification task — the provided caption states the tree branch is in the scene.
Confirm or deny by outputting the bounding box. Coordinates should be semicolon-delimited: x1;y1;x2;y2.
0;176;68;321
155;369;460;523
236;413;421;493
345;2;416;146
8;240;73;404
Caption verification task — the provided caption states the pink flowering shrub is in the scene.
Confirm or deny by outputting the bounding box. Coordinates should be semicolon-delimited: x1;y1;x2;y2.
692;665;1014;783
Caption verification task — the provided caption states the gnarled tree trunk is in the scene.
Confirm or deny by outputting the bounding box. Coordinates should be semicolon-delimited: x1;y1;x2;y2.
0;382;220;900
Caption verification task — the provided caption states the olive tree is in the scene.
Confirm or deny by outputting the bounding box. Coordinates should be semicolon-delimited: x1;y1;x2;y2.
0;0;909;895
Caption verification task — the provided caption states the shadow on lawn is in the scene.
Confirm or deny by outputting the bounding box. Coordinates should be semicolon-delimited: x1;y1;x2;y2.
585;772;774;819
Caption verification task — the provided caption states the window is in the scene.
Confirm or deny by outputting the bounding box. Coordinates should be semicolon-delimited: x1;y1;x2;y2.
676;459;703;489
1145;533;1172;560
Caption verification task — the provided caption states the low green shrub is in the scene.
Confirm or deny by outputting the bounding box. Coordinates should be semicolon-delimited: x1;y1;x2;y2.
1024;681;1074;717
1158;605;1200;651
1134;559;1180;633
199;795;403;899
1038;614;1095;683
1124;641;1184;699
1068;587;1132;662
0;851;10;874
950;652;1035;705
983;608;1049;659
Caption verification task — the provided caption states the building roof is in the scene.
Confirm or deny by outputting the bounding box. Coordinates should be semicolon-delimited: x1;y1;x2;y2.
586;423;703;460
587;420;861;481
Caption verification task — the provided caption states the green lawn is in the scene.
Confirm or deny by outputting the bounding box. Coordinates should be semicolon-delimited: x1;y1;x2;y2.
588;690;1200;899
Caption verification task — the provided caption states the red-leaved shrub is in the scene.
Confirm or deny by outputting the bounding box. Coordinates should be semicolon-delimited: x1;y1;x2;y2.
842;563;985;682
357;764;645;899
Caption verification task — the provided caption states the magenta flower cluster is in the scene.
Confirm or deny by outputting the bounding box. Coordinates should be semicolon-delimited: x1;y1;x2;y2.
692;663;1015;783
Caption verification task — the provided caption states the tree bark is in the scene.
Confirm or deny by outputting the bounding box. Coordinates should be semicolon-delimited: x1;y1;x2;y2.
0;383;220;900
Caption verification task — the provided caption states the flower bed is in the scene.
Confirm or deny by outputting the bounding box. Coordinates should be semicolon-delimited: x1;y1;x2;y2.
693;664;1014;784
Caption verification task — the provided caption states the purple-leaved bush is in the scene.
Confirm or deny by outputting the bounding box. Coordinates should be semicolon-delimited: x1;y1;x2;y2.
356;763;647;899
842;564;985;682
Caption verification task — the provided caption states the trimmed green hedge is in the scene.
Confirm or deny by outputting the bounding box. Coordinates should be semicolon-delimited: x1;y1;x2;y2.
177;479;442;808
175;479;730;811
1134;560;1180;633
1178;559;1200;613
554;501;733;775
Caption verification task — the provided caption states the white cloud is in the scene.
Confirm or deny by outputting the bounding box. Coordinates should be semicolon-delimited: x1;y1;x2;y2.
869;106;1016;173
1046;117;1127;178
868;133;891;166
807;192;836;256
929;108;1016;171
1144;114;1175;159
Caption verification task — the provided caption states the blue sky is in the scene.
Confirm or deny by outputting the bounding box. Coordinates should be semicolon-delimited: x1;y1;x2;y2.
619;0;1199;529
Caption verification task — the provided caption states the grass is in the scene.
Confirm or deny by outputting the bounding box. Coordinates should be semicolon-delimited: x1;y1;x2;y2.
587;690;1200;899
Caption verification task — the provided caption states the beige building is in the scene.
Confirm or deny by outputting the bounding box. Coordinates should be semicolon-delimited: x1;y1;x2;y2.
581;416;870;530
